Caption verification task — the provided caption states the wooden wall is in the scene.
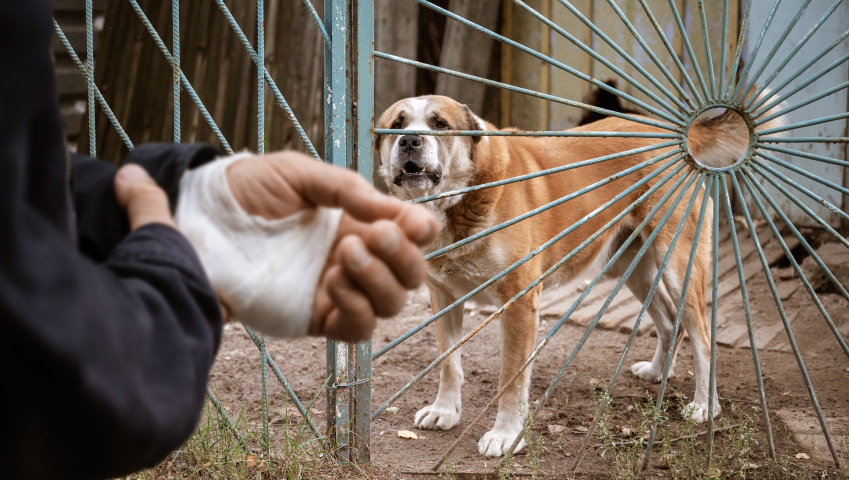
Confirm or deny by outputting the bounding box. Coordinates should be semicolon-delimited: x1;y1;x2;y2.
80;0;326;163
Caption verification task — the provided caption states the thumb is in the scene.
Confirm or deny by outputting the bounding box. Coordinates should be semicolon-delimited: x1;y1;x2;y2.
114;164;176;231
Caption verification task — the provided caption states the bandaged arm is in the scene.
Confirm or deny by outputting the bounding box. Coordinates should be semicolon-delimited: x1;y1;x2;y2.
174;154;342;338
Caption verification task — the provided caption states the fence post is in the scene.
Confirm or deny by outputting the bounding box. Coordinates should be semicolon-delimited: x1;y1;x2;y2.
352;0;374;463
324;0;374;463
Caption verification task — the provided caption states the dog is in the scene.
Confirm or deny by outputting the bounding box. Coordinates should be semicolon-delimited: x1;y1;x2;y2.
375;94;782;458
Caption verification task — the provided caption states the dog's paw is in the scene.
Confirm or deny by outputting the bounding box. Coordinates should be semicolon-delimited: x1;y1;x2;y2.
478;429;526;458
415;404;460;430
630;361;664;382
682;401;720;424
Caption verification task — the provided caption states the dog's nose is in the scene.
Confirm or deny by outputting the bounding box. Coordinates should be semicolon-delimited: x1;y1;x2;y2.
398;135;423;154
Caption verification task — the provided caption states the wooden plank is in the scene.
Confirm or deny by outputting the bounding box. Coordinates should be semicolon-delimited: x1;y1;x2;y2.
435;0;501;112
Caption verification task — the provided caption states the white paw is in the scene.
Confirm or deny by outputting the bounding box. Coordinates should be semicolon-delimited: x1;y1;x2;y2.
478;429;526;458
682;401;720;424
630;361;664;382
415;404;461;431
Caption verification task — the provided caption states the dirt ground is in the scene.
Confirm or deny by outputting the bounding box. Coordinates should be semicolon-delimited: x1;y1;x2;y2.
207;232;849;479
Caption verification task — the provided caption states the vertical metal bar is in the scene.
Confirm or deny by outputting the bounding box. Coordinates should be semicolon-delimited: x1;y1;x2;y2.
718;0;729;97
53;21;134;151
86;0;95;157
724;0;752;100
706;176;720;458
719;178;777;462
256;0;269;457
172;0;180;142
325;0;352;462
697;0;717;99
351;0;374;463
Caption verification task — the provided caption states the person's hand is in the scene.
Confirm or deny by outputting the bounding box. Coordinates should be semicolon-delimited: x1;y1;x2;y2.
114;164;176;231
115;163;231;321
226;151;439;343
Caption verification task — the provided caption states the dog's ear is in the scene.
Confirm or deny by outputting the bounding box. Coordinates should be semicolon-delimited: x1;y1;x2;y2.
462;105;483;144
374;132;383;155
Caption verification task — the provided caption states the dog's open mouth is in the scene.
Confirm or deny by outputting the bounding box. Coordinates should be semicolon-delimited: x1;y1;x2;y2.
394;161;442;186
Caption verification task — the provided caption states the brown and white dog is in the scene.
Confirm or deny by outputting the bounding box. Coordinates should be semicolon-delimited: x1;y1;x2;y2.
376;95;781;457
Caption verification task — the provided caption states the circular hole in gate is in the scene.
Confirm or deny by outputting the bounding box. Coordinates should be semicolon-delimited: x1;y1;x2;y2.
685;107;754;171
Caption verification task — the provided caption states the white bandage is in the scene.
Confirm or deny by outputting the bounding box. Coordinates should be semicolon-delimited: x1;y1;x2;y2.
174;153;342;338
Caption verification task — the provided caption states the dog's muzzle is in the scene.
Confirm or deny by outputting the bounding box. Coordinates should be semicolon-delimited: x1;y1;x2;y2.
393;135;442;187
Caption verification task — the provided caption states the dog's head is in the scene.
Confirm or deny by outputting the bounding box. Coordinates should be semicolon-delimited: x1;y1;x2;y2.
376;95;484;201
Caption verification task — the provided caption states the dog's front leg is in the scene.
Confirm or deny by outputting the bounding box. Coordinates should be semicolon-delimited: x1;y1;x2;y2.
415;285;465;431
478;286;541;458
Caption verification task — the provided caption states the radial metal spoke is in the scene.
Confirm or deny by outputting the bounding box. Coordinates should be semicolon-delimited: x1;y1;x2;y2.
604;0;695;109
425;149;682;260
640;174;711;470
729;173;843;469
666;0;710;100
751;33;849;115
375;129;679;139
376;52;679;131
745;0;843;110
760;136;849;144
570;176;714;471
754;81;849;127
638;0;704;105
53;20;134;151
434;170;699;470
411;142;679;205
531;0;690;115
411;0;687;126
758;143;849;168
373;152;684;360
373;163;689;418
697;0;717;99
751;161;849;248
729;0;784;103
719;179;777;463
740;169;849;359
760;111;849;136
755;151;849;197
752;157;849;225
724;0;753;100
734;0;814;105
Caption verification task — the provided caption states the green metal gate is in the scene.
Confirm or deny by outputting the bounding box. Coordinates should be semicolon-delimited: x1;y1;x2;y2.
56;0;849;473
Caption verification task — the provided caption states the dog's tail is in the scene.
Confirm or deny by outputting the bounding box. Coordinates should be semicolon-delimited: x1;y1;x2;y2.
687;89;787;168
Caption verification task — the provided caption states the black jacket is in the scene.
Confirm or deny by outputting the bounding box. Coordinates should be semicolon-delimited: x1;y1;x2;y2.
0;1;224;478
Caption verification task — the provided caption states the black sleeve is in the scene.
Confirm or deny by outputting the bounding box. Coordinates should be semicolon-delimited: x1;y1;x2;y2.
72;144;220;263
0;2;223;479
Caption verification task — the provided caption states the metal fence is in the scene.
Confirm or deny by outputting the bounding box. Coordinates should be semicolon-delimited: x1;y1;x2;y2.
56;0;848;473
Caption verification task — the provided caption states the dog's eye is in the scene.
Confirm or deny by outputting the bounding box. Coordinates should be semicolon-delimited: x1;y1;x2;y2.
391;121;403;130
435;120;449;130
